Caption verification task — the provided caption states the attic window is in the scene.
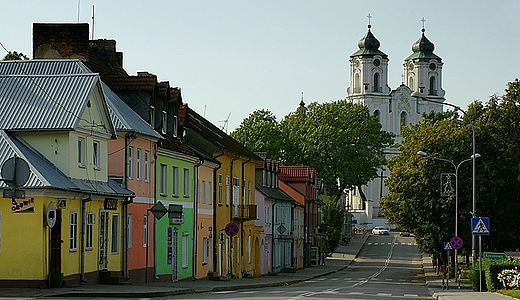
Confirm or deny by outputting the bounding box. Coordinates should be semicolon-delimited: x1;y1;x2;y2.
161;111;167;135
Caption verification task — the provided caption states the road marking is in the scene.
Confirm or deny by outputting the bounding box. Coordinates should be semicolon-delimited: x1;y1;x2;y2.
214;291;235;294
404;294;419;297
239;291;258;294
349;291;365;295
385;278;393;281
377;293;393;296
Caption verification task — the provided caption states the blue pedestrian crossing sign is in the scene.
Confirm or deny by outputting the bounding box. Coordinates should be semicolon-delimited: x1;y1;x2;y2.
443;241;453;251
472;217;490;236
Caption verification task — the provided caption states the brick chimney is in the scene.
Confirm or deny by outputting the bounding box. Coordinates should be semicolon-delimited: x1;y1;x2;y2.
33;23;90;61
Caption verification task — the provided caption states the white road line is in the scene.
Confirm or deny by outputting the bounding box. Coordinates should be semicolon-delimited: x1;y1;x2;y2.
239;291;258;294
214;291;235;294
404;294;419;297
349;291;365;295
377;293;393;296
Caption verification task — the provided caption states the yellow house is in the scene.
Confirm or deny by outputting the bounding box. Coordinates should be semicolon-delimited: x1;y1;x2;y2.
0;61;133;287
182;106;262;278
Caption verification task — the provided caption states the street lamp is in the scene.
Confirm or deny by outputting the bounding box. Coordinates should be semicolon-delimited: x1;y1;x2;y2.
412;91;478;262
416;150;481;285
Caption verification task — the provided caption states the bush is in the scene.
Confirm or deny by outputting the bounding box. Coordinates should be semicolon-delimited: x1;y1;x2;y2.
468;258;520;291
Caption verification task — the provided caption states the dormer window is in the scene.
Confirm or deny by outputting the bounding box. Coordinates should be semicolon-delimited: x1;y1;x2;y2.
173;115;178;138
149;105;155;128
161;110;167;135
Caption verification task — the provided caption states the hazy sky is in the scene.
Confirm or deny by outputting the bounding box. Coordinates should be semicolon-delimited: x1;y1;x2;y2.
2;1;519;132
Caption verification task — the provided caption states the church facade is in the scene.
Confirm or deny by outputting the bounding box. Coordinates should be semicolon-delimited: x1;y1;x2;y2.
346;24;445;228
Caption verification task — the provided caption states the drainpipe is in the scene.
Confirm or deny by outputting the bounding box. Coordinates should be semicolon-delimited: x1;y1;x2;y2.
81;194;92;283
212;150;225;275
271;199;277;273
240;157;251;274
192;159;204;279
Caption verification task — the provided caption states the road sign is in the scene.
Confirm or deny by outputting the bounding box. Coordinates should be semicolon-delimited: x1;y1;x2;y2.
443;241;453;251
149;201;167;220
1;156;30;187
472;217;490;236
450;236;464;250
225;222;239;237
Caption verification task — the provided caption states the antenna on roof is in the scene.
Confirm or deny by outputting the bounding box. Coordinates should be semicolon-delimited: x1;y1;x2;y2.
77;0;81;23
219;113;231;133
91;5;95;40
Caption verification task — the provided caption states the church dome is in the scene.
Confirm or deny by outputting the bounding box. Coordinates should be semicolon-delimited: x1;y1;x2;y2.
405;28;441;61
350;25;388;58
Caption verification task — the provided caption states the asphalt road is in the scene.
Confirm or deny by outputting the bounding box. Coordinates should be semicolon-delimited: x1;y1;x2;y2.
161;232;432;300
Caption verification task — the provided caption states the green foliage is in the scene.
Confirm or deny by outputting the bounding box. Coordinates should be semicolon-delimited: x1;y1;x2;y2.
2;51;29;60
381;78;520;257
469;259;520;291
230;109;283;160
320;195;344;252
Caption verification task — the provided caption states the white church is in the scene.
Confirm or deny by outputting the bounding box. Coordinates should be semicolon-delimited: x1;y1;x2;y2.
346;22;445;229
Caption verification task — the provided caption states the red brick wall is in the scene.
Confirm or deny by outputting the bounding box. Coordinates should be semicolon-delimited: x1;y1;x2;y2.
33;23;89;59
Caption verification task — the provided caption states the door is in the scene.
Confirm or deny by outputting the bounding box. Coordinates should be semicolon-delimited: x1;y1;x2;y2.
99;210;109;270
50;209;62;274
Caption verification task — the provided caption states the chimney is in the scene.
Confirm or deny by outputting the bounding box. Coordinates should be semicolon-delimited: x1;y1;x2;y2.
33;23;89;61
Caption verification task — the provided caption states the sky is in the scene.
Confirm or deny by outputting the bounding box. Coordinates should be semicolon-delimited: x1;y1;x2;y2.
1;1;519;132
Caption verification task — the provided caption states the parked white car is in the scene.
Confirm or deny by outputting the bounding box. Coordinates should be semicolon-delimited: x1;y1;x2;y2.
372;226;390;235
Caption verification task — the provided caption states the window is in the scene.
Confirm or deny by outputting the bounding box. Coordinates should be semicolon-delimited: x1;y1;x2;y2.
208;181;213;205
248;181;252;205
202;180;206;204
183;168;190;197
161;110;167;134
144;151;151;182
202;237;209;264
373;73;381;92
248;235;252;263
93;141;100;169
354;73;361;93
136;149;142;181
182;232;189;268
143;215;149;247
429;76;437;95
408;76;414;90
233;177;240;206
172;166;179;196
70;211;78;251
128;146;134;179
173;115;178;137
86;212;95;250
160;164;167;195
389;98;393;113
374;110;380;122
225;175;230;205
127;214;133;248
111;214;120;253
400;111;408;135
242;179;246;204
78;137;86;167
149;105;155;128
218;174;223;205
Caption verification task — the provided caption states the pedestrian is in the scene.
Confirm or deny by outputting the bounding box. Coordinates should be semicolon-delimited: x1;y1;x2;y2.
321;251;326;265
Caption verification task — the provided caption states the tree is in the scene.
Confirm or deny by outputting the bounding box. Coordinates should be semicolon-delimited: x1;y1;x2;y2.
381;79;520;259
282;100;394;201
320;195;344;253
2;51;29;60
231;109;284;160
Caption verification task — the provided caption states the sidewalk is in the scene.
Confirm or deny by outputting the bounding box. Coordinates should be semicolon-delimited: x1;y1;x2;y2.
0;233;514;299
423;255;513;300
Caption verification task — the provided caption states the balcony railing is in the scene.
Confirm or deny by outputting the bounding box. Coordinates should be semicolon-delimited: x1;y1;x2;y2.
233;204;257;220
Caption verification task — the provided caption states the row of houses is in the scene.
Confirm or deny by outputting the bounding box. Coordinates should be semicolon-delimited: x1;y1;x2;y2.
0;23;324;287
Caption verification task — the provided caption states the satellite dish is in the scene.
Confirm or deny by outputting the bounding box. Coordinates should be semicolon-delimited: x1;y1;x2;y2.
1;156;30;187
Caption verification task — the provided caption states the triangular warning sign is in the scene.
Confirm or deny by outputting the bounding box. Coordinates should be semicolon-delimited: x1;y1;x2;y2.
473;219;489;233
444;242;453;250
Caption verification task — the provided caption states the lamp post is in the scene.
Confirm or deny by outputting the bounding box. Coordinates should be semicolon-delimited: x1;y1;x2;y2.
417;151;481;284
412;91;478;262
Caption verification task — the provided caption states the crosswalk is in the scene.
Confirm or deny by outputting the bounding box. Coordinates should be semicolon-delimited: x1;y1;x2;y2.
213;289;422;298
366;242;417;246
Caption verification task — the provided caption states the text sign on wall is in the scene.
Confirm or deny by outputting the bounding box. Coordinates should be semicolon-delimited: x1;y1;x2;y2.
104;198;118;210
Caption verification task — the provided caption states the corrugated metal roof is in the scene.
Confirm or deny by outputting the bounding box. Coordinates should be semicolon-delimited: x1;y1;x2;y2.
0;73;98;130
0;59;91;76
0;60;161;138
0;130;133;196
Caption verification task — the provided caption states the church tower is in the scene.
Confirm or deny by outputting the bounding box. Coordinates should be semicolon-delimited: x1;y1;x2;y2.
346;19;445;230
404;25;445;107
